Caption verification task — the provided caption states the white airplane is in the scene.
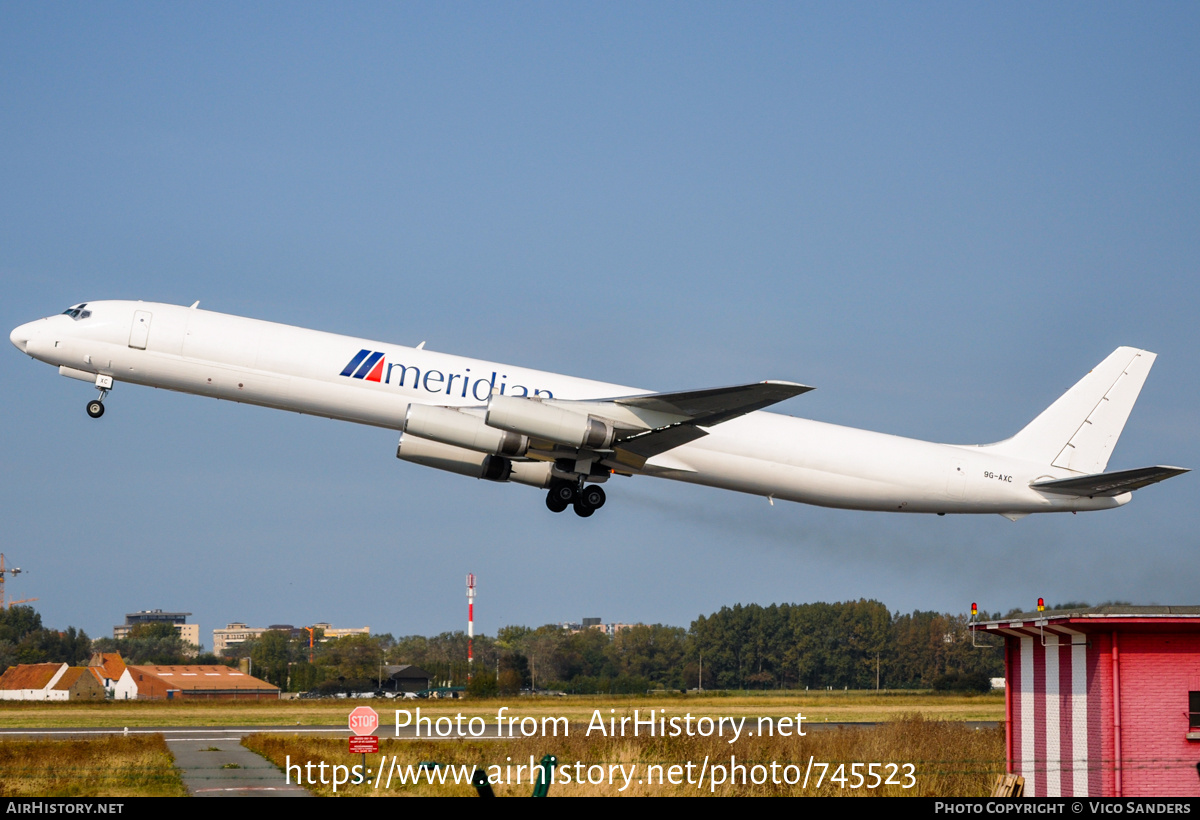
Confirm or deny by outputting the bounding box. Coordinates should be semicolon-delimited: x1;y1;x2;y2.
10;300;1187;519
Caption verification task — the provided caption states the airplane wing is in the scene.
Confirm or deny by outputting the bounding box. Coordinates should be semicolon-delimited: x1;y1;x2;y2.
1030;465;1189;497
602;380;814;469
612;380;813;426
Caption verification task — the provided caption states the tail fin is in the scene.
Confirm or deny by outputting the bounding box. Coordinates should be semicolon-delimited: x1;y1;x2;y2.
988;347;1156;472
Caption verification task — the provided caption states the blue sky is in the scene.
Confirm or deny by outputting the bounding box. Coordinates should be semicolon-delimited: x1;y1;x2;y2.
2;4;1197;647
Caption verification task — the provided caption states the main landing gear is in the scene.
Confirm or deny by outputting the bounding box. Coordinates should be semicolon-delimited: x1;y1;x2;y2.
86;375;113;419
546;479;606;518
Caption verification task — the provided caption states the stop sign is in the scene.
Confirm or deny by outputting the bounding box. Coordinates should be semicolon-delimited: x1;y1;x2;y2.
348;705;379;736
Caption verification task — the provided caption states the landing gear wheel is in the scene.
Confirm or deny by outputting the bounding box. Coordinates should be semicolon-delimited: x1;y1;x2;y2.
573;500;595;518
546;491;569;513
551;482;577;505
86;400;105;419
580;485;606;510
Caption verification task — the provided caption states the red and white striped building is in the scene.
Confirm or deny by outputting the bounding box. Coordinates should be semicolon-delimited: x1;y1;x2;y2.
977;606;1200;797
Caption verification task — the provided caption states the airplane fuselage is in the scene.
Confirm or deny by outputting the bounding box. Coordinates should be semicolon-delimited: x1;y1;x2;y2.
10;300;1135;517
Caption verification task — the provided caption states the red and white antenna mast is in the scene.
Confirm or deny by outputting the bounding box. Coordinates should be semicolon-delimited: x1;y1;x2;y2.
466;573;476;681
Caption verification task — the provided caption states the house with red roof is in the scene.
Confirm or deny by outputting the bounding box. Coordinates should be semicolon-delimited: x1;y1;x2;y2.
122;664;279;700
87;652;127;698
0;662;104;701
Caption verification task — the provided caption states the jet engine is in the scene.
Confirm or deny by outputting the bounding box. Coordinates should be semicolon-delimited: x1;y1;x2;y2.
484;394;624;449
395;433;551;488
404;403;528;457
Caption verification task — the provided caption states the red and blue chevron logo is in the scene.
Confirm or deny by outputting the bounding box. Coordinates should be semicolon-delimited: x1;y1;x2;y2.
339;349;386;382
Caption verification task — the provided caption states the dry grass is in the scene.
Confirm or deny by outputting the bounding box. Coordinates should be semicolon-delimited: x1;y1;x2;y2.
0;691;1004;728
245;715;1003;797
0;736;188;797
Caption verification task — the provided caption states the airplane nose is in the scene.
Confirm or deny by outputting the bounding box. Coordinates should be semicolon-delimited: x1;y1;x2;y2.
10;321;34;353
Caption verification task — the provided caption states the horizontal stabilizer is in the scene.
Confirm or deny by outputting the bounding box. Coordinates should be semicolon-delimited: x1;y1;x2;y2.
1031;465;1189;497
614;380;813;427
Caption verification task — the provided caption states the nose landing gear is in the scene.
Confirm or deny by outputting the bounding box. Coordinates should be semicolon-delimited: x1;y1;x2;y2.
86;375;113;419
545;480;607;517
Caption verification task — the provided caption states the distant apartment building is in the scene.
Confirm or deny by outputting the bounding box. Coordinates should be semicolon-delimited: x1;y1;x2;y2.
557;618;638;636
317;623;372;640
212;623;260;655
113;610;199;649
213;622;370;655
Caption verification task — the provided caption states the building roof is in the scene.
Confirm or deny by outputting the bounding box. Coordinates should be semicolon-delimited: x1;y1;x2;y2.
384;665;431;679
976;605;1200;635
88;652;126;680
128;665;278;692
51;667;86;691
125;610;191;622
0;663;64;690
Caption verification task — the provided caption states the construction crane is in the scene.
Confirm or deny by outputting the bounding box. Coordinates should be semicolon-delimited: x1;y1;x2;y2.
0;554;37;609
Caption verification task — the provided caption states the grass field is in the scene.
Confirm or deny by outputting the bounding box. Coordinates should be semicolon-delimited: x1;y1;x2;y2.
245;715;1004;797
0;694;1006;797
0;736;188;797
0;690;1004;728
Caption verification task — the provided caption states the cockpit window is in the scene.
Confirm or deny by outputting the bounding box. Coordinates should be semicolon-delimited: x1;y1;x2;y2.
61;303;91;320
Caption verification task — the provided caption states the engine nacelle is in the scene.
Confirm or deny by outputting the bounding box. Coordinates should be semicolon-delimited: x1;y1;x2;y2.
507;459;554;489
404;404;528;457
485;394;618;449
396;433;551;488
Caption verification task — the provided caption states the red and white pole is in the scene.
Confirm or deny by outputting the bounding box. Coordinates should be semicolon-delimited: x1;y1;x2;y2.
466;573;476;681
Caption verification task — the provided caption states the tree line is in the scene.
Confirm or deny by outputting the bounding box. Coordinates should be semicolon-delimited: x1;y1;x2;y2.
219;600;1008;694
0;606;91;671
0;600;1012;693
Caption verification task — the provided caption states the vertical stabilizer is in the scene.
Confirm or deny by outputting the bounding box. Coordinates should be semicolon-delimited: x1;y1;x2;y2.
991;348;1156;473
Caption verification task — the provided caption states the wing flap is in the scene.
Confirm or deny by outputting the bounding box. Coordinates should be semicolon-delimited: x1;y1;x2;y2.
610;425;710;469
1031;465;1189;497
